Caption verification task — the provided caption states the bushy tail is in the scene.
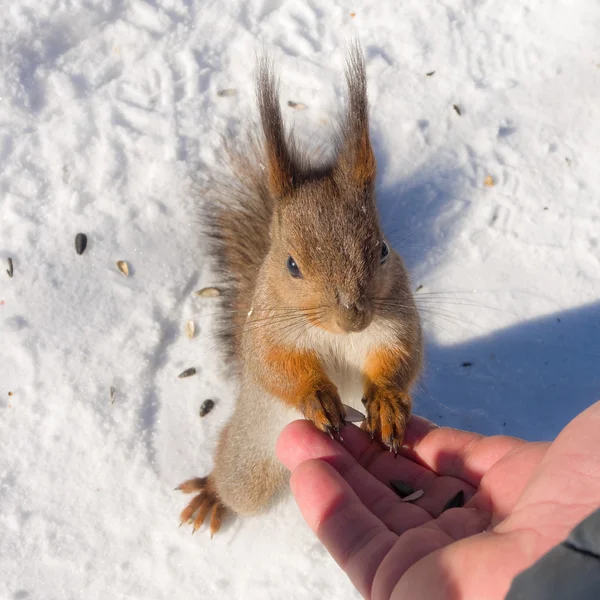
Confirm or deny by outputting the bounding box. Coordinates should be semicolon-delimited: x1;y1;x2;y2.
201;55;311;362
201;132;273;363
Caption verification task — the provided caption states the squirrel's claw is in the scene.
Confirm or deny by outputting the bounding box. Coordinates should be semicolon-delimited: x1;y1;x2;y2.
177;475;226;536
301;383;346;439
176;477;208;494
362;386;411;454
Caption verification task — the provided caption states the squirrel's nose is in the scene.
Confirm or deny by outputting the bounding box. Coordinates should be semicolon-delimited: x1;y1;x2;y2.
342;301;365;314
335;291;372;333
337;291;365;313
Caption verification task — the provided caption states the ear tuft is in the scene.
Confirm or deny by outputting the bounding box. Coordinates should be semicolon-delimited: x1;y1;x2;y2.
336;42;376;189
256;56;299;198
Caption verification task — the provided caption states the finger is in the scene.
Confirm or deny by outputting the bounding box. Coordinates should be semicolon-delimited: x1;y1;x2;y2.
404;423;528;487
403;414;440;446
290;458;397;598
331;424;478;512
335;421;440;491
533;397;600;508
374;508;491;599
277;420;436;532
474;442;548;523
278;419;477;519
499;399;600;537
278;419;434;491
288;418;444;494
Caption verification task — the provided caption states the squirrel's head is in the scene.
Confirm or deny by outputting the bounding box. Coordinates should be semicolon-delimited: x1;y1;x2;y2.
258;46;408;334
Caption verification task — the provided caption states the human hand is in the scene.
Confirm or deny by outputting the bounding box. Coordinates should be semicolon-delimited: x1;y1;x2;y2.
276;401;600;599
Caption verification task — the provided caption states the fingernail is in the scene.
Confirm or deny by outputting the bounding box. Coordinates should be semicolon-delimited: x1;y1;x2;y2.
390;479;415;498
442;490;465;512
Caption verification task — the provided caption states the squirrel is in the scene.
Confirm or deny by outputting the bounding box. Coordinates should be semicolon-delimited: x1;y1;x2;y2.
177;44;423;536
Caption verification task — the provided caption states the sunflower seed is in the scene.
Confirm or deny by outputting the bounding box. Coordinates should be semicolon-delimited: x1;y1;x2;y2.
442;489;465;512
426;71;436;76
401;489;425;503
178;367;197;379
199;399;215;417
185;320;195;339
452;104;461;116
390;480;415;499
116;260;129;276
6;257;13;278
110;386;117;404
75;233;87;255
342;404;366;422
196;287;220;297
288;101;307;110
217;88;237;97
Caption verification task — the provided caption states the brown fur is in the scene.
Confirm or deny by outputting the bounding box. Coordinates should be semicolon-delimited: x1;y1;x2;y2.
179;44;423;534
199;134;273;363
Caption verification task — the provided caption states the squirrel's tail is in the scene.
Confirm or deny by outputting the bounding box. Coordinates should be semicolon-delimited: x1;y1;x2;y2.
202;132;273;363
202;57;314;362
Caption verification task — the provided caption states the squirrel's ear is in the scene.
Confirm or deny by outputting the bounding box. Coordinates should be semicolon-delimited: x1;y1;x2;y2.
257;57;300;199
335;43;376;190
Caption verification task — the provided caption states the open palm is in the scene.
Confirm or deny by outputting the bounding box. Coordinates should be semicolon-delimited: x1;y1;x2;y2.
276;401;600;599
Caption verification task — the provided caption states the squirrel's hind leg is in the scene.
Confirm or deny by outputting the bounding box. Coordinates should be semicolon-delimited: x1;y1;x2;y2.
177;402;289;535
210;417;289;516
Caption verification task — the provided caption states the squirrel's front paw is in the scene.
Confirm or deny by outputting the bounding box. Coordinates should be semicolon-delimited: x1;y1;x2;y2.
299;382;346;437
362;385;411;454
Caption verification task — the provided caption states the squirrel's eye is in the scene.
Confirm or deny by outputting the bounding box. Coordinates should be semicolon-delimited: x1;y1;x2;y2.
287;255;302;278
380;241;390;264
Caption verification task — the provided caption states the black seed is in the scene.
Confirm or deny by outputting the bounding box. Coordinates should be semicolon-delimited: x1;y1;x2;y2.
453;104;461;116
199;399;215;417
390;480;415;499
6;257;13;278
443;490;465;512
416;284;424;292
75;233;87;255
461;361;473;367
178;367;197;379
426;71;436;76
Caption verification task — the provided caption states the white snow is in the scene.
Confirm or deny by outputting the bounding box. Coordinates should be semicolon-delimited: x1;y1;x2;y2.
1;0;599;598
